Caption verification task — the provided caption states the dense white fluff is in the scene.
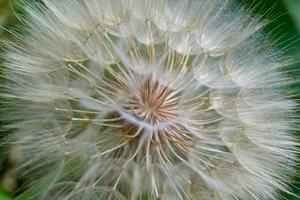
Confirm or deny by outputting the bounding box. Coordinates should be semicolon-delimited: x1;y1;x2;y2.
1;0;299;200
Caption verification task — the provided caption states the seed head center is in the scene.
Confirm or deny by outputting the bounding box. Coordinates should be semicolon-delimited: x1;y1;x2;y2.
126;75;179;125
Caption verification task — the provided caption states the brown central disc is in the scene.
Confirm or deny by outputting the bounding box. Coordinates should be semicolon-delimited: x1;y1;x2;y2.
124;74;179;125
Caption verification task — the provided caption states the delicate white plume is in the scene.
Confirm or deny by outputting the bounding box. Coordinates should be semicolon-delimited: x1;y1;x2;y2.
1;0;299;199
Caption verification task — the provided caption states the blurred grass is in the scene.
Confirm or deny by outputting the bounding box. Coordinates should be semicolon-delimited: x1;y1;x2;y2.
0;0;300;199
0;186;11;200
0;0;18;37
1;1;18;199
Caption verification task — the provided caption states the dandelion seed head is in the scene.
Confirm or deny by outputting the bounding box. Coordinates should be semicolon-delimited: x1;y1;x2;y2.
1;0;299;199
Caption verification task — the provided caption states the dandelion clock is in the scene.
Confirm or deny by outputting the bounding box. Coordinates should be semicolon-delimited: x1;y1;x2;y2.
1;0;299;199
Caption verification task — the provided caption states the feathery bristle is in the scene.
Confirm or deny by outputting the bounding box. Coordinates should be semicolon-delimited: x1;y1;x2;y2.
1;0;299;199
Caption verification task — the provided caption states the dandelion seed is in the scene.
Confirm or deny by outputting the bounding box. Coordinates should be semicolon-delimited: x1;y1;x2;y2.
1;0;299;199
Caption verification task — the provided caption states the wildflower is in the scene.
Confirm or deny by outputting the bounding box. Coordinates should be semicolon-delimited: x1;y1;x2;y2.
1;0;299;199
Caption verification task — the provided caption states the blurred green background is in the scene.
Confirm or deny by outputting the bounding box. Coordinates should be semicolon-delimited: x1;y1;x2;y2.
0;0;300;199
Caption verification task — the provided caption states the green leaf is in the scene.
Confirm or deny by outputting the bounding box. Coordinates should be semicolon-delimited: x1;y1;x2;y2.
282;0;300;32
